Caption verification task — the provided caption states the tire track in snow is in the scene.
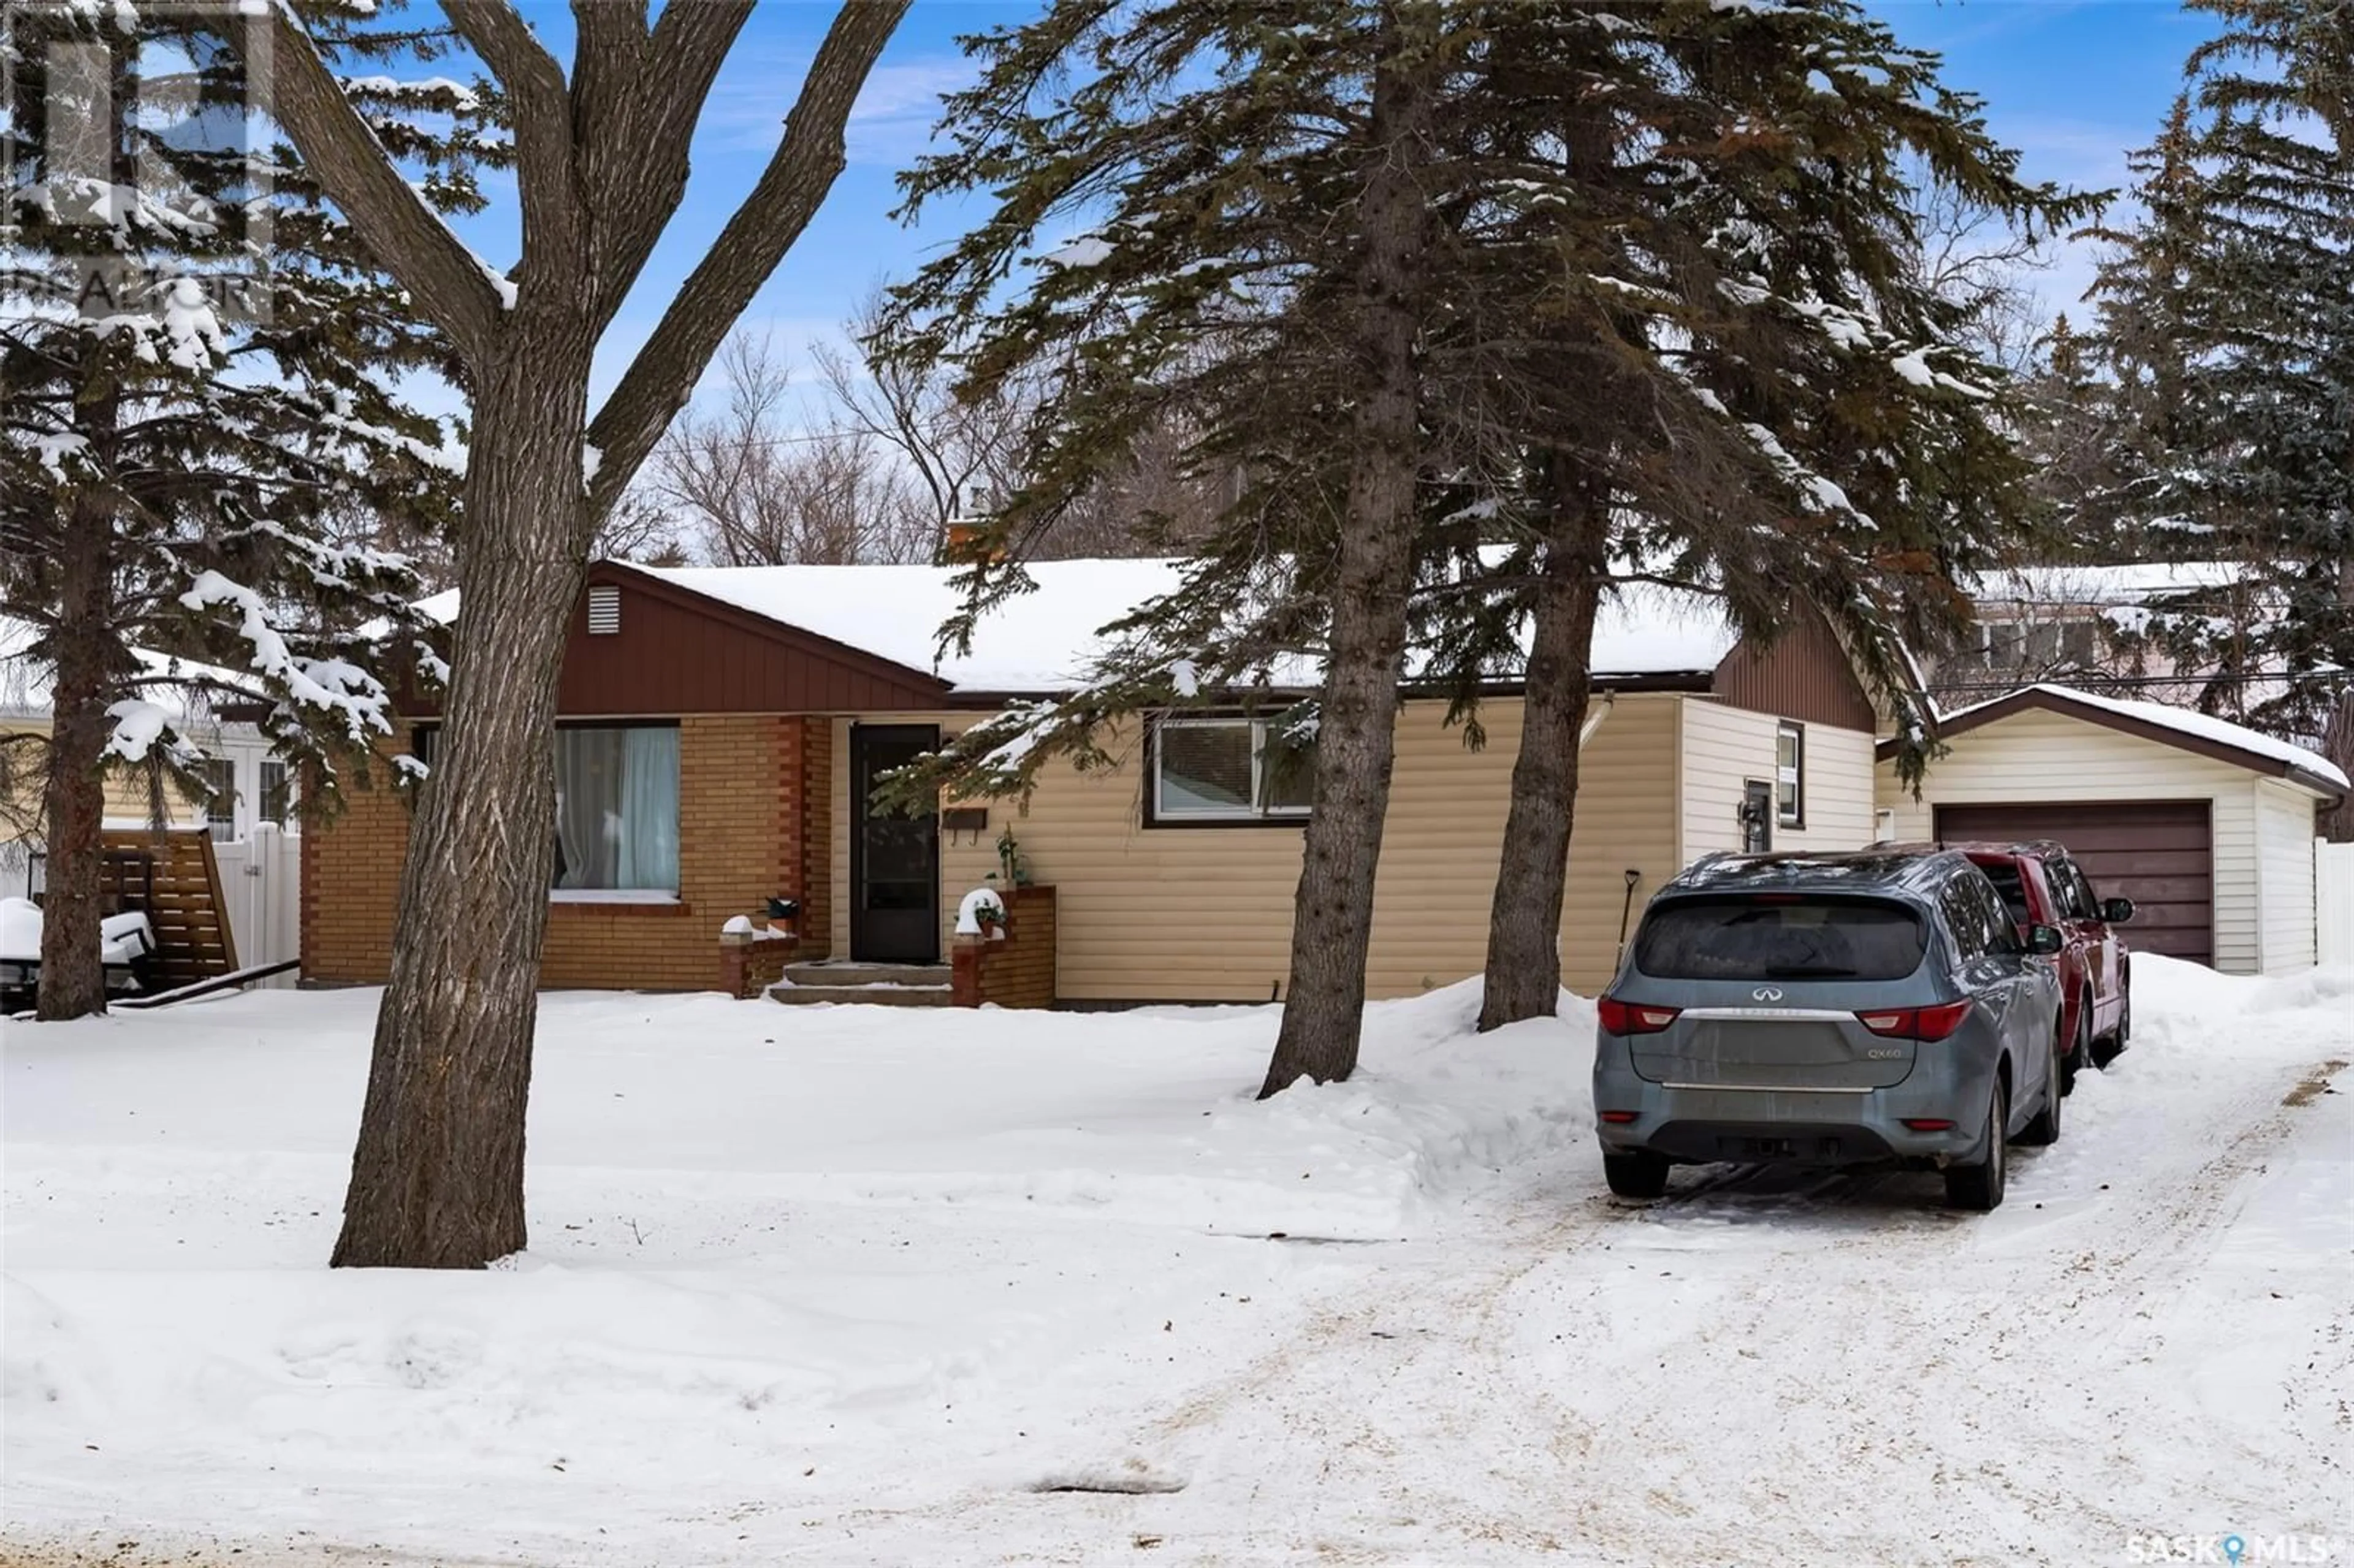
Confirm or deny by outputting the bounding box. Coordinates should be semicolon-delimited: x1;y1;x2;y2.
987;1051;2352;1566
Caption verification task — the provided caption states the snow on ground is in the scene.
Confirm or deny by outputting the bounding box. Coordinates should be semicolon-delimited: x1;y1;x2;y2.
2;959;2348;1566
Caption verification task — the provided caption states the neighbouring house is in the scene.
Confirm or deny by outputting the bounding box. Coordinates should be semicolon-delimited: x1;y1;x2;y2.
1875;683;2345;974
300;558;1907;1000
1;617;294;898
1932;560;2284;714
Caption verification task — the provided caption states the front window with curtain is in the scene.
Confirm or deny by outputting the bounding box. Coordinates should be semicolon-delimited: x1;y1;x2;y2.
552;725;680;895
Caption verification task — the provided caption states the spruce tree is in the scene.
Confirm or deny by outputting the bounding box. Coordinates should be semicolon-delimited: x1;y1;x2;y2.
1;2;457;1019
2079;4;2350;791
2181;0;2352;782
886;0;2087;1060
885;0;1487;1094
1423;1;2089;1026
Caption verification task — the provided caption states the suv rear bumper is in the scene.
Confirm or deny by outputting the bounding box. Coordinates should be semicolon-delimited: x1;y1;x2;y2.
1593;1078;1989;1166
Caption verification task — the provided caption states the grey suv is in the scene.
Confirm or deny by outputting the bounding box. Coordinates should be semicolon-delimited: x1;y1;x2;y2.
1592;850;2067;1211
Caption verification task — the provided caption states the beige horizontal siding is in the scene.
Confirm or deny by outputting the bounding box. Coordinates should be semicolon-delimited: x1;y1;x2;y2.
834;695;1683;1002
1553;695;1683;994
1875;708;2263;973
1677;699;1876;862
2255;778;2318;973
0;718;205;843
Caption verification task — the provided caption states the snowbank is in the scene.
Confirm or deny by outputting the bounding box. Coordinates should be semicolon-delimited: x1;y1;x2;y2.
1;979;1593;1560
7;961;2342;1566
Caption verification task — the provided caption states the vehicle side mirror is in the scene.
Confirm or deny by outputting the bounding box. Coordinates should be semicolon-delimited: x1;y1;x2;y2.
2027;924;2065;956
2100;897;2135;924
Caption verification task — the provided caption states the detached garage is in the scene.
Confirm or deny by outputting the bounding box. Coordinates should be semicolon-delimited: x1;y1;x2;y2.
1877;684;2347;975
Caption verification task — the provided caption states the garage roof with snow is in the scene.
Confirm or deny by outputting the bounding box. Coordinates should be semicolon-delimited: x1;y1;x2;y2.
1881;683;2347;799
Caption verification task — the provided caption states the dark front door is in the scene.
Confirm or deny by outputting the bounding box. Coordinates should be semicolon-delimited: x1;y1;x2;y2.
851;725;940;963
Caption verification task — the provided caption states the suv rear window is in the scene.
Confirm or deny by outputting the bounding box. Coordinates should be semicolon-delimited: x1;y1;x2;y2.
1633;896;1928;981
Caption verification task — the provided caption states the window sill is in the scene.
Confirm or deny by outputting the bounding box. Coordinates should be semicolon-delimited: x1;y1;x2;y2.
549;892;689;918
1142;815;1311;831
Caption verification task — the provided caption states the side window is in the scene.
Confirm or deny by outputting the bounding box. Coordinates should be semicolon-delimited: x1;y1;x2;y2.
1976;877;2023;953
2068;862;2102;919
1775;722;1805;828
1940;879;1986;960
2046;858;2089;919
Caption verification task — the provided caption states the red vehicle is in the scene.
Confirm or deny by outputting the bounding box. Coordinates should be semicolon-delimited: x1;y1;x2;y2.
1946;841;2134;1092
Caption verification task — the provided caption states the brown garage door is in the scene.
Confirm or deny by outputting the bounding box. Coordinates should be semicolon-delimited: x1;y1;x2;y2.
1933;801;2215;965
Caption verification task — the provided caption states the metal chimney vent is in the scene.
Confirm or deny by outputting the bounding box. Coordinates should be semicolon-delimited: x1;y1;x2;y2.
587;585;621;635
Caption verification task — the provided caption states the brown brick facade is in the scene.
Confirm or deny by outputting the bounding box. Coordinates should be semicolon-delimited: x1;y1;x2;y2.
303;714;832;992
950;885;1057;1008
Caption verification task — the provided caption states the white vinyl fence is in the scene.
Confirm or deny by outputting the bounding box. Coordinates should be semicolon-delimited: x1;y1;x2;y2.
2318;838;2354;970
213;823;302;986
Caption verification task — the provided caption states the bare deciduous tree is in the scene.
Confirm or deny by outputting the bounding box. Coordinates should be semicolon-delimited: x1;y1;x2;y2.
653;332;929;565
812;289;1028;554
249;0;910;1269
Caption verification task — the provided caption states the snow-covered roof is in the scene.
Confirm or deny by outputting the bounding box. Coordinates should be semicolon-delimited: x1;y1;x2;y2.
418;559;1750;693
643;559;1189;692
1936;682;2347;793
0;615;267;725
1964;560;2245;608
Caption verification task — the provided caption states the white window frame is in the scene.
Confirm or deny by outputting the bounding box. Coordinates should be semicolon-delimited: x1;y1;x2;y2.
1775;721;1804;829
197;758;238;842
258;759;293;828
1150;716;1313;824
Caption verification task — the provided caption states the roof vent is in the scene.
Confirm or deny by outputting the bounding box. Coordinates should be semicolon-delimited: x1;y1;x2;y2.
587;584;620;635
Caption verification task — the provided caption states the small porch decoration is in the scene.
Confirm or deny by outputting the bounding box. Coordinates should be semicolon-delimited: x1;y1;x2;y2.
992;826;1033;888
956;886;1008;939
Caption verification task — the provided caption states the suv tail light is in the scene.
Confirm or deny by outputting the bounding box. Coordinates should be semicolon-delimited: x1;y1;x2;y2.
1598;997;1682;1035
1854;999;1973;1041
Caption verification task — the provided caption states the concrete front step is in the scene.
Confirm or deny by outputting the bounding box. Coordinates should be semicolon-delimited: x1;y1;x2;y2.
768;982;951;1008
780;962;950;989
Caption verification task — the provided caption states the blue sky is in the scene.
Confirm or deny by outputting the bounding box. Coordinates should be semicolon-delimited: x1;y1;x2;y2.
473;1;2217;416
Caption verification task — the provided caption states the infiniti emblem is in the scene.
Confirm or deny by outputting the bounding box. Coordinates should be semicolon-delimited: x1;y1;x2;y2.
1751;986;1785;1003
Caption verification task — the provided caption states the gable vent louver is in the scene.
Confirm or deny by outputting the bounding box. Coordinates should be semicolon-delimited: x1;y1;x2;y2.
586;585;621;635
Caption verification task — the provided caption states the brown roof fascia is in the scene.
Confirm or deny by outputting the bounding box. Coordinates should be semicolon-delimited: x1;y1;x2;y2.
588;561;955;704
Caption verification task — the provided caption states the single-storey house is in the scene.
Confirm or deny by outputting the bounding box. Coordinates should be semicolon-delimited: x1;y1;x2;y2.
302;558;1904;1000
1874;683;2345;974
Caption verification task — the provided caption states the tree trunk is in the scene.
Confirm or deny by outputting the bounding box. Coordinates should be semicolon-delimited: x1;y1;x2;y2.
1257;18;1434;1100
1477;455;1610;1031
33;488;116;1022
331;340;594;1268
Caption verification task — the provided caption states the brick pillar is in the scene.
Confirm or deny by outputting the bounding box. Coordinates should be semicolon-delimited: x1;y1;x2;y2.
799;717;832;960
951;886;1056;1008
774;717;804;926
951;934;984;1006
719;925;798;999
